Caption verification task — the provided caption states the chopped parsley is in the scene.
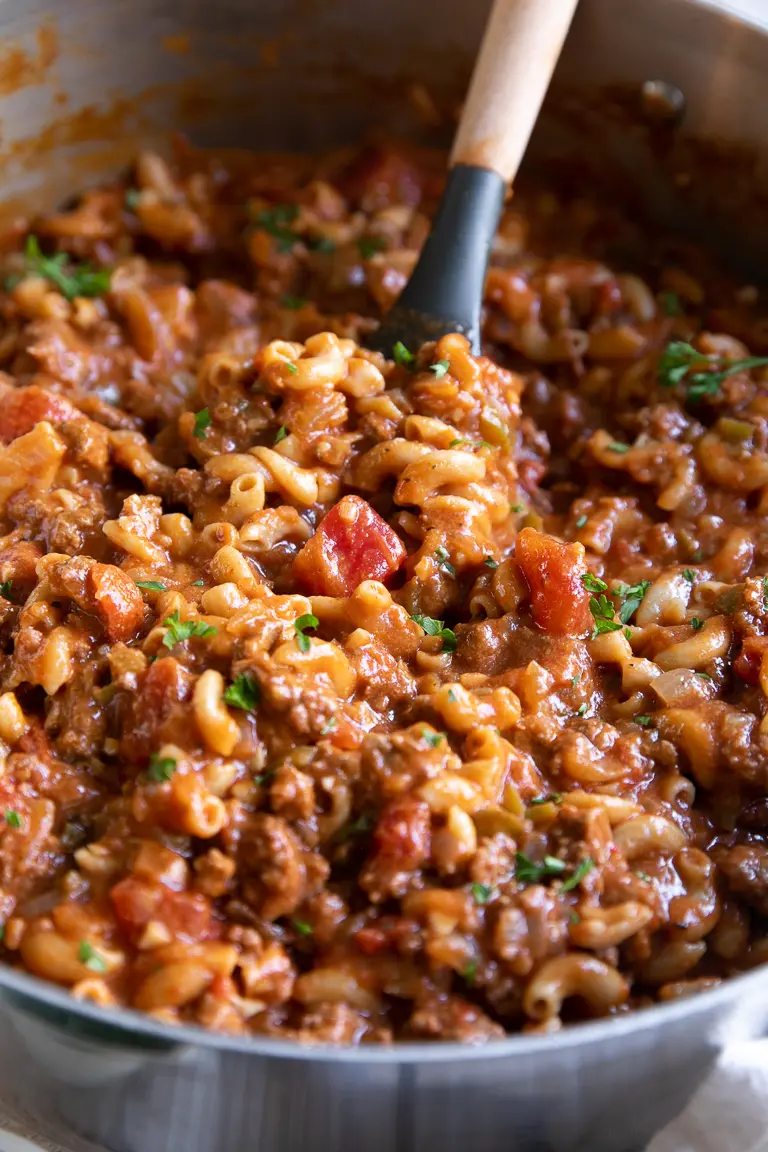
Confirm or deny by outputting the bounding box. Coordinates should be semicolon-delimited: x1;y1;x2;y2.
410;614;457;654
635;870;652;882
575;514;588;528
274;425;288;444
529;792;562;806
294;613;319;652
124;188;142;210
421;728;445;748
223;673;260;711
658;289;682;317
309;236;335;254
682;569;696;583
635;715;652;727
4;810;21;828
695;671;714;683
434;546;455;577
321;716;337;735
335;813;373;842
461;961;478;985
576;703;588;717
357;236;387;259
285;362;298;375
449;438;491;450
135;580;166;591
147;754;177;782
607;442;630;454
516;851;595;890
471;883;494;905
281;294;307;309
561;857;595;892
18;235;110;299
192;408;211;439
392;341;415;369
515;852;566;884
581;573;608;595
255;204;300;251
430;360;450;378
657;340;768;401
447;688;458;702
589;593;622;638
510;503;525;514
719;588;740;616
484;557;498;569
291;919;313;936
763;576;768;613
582;575;649;635
690;617;704;631
161;610;217;649
614;580;651;624
0;580;11;599
192;580;205;587
78;941;107;973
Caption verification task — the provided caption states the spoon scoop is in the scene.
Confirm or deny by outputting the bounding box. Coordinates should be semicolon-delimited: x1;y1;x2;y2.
369;0;580;357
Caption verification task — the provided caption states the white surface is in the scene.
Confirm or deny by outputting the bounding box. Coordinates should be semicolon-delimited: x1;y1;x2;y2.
712;0;766;18
647;1041;768;1152
0;1135;46;1152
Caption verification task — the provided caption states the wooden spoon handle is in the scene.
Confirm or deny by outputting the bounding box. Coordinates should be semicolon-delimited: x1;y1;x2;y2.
450;0;580;183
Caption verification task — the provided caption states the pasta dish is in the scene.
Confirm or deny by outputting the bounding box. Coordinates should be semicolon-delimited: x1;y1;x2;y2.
0;139;766;1044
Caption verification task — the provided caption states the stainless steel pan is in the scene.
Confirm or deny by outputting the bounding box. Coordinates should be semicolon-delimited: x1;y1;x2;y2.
0;1;767;1149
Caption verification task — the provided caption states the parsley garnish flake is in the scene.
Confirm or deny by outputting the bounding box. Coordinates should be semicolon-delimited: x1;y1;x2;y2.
192;408;211;439
411;614;457;654
294;613;319;652
393;341;415;369
434;546;455;577
224;673;260;711
657;340;768;401
161;610;217;649
147;754;177;782
78;941;107;973
19;235;110;300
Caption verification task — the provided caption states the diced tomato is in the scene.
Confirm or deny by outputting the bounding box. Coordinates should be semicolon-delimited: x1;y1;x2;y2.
370;795;431;870
18;721;54;760
111;876;211;942
734;637;768;685
354;916;420;956
335;146;424;211
516;527;592;637
354;926;389;955
86;561;145;641
293;495;406;596
110;876;161;930
0;386;80;444
162;890;212;940
119;657;192;761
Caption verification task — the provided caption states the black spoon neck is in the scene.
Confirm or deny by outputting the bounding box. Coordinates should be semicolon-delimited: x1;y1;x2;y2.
370;163;506;357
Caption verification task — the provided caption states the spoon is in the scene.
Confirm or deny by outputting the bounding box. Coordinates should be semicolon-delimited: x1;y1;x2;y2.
368;0;580;357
